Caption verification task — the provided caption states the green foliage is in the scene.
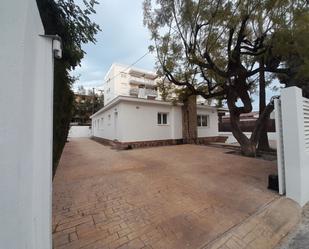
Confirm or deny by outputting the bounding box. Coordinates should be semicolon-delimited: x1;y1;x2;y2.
36;0;101;177
72;89;104;124
143;0;309;101
275;6;309;97
144;0;309;153
53;61;74;176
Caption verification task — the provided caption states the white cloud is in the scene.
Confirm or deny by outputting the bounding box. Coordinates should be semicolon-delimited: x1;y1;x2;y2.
72;0;156;91
72;0;282;111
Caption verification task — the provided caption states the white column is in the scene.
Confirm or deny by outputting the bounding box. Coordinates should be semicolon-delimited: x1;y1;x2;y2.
281;86;308;206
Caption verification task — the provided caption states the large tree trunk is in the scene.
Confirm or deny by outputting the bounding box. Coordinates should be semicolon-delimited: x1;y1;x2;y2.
226;87;257;156
251;101;275;147
227;100;257;156
182;95;197;144
257;58;270;151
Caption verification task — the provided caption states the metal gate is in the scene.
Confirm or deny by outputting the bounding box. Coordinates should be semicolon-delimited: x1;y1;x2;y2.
274;98;285;195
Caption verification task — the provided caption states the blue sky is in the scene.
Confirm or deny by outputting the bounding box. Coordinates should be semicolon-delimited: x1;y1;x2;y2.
72;0;279;110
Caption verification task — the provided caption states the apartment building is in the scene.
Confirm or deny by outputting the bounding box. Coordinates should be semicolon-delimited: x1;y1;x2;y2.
91;63;224;148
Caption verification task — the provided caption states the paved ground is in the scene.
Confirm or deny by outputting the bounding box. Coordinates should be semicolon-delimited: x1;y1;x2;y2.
277;203;309;249
53;138;279;249
204;198;300;249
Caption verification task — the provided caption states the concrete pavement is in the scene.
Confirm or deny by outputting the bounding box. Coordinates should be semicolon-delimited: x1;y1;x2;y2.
52;138;299;249
277;203;309;249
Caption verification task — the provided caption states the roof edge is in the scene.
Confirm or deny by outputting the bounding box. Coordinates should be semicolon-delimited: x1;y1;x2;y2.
91;96;219;118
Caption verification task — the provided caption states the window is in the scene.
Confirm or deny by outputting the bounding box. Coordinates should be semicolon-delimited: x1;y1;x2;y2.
100;118;104;129
157;113;168;125
197;115;209;127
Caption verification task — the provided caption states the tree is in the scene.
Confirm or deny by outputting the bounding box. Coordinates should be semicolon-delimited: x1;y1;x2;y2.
257;57;271;151
37;0;101;176
277;7;309;97
72;88;104;125
279;55;309;98
78;85;87;95
144;0;309;156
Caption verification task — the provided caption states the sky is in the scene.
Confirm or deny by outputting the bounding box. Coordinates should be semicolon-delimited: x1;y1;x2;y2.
72;0;156;92
72;0;279;110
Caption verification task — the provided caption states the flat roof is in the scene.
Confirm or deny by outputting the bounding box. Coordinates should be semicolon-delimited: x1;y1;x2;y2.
90;96;218;118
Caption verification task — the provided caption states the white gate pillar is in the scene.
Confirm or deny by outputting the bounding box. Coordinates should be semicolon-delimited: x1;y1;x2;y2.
281;86;309;206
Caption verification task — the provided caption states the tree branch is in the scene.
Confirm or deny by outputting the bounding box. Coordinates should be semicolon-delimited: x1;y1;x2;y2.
228;28;234;59
235;15;250;52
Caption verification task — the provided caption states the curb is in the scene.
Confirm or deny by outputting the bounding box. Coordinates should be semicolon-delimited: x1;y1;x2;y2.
199;198;301;249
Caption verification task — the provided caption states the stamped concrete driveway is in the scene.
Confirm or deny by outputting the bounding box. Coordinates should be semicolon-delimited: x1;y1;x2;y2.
53;138;278;249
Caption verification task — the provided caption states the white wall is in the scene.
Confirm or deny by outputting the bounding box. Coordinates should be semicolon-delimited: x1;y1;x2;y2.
103;64;159;106
119;101;183;142
0;1;53;248
197;107;219;137
69;126;91;138
114;65;130;98
92;103;122;141
92;98;220;143
103;64;132;105
281;87;309;206
219;132;277;145
103;65;117;105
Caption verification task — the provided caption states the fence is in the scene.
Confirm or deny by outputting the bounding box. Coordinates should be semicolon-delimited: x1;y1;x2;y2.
219;119;276;132
69;126;92;138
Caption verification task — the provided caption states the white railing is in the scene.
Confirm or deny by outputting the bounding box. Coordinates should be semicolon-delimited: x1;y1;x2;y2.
129;76;156;86
145;88;157;97
129;88;158;98
129;88;139;96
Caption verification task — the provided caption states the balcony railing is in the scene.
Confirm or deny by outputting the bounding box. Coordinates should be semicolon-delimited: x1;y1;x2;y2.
129;76;156;86
145;89;157;97
129;88;157;98
129;88;139;96
128;68;157;80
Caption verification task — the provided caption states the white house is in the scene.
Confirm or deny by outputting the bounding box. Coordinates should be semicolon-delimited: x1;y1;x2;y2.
91;63;225;148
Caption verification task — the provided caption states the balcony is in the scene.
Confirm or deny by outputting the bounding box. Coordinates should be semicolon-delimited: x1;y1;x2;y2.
129;76;156;87
145;88;157;97
129;88;139;96
129;88;158;99
128;68;157;80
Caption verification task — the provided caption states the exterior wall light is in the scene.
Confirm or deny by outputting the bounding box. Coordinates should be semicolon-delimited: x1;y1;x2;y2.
40;34;62;59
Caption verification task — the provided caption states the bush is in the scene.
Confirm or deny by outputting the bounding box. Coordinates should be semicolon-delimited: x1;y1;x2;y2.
36;0;100;177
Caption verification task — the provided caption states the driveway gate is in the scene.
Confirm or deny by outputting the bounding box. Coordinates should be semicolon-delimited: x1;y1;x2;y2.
275;86;309;206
